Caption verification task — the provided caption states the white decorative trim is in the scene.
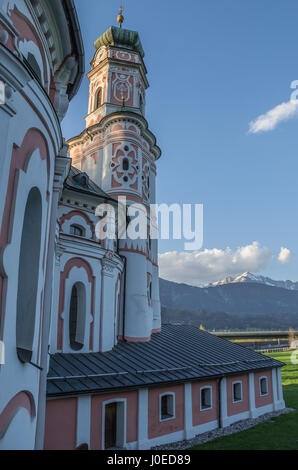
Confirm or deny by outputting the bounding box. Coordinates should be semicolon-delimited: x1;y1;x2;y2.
18;39;45;85
272;368;279;411
249;372;257;418
276;368;286;410
61;267;93;353
184;383;192;440
253;403;274;418
137;389;148;450
220;377;228;425
125;441;137;450
222;411;250;428
192;419;218;438
147;430;185;449
76;395;91;448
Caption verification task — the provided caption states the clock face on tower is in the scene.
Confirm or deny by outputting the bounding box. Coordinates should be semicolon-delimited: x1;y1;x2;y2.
94;47;108;64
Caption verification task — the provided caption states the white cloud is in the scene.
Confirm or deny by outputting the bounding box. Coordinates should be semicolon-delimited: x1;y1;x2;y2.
278;247;293;264
248;99;298;134
159;241;273;286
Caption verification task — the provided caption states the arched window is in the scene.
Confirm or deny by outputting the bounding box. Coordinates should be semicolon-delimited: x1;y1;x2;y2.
69;283;86;351
16;188;42;363
70;224;85;237
95;88;102;109
122;158;129;171
26;52;42;82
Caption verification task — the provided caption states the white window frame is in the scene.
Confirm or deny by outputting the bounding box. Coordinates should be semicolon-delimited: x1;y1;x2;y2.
200;386;213;411
159;392;175;422
232;381;243;403
259;376;269;397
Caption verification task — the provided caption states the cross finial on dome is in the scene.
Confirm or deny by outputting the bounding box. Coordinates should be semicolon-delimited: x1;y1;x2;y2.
117;5;124;28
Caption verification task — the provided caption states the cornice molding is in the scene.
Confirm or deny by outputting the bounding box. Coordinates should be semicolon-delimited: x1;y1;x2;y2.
67;110;161;161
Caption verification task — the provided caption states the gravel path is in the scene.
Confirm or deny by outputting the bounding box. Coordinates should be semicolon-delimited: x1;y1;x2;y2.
151;408;294;450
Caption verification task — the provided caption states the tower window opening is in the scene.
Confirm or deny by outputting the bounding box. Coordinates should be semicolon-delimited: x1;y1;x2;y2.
95;87;102;110
69;283;86;351
139;94;144;113
122;158;129;171
70;224;85;237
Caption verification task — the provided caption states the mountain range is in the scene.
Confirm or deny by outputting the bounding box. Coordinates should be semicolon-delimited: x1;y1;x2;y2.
208;272;298;290
160;272;298;330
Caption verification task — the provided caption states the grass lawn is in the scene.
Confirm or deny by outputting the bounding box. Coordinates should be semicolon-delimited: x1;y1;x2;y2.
191;351;298;450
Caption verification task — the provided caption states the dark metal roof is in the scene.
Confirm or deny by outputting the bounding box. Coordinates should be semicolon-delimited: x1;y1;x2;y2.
94;26;145;58
64;166;116;202
47;324;284;397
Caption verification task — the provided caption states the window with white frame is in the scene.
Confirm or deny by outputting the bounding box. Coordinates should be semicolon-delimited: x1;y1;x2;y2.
160;393;175;421
69;282;86;351
232;381;243;403
95;87;102;110
200;386;212;410
259;377;269;396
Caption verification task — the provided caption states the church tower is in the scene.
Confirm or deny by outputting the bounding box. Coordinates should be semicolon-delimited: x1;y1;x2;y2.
67;13;162;343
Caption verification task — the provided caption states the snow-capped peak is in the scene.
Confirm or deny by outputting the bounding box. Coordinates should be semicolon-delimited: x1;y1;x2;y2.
208;272;298;290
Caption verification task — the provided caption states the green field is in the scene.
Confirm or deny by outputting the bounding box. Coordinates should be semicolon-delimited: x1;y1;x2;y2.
191;351;298;450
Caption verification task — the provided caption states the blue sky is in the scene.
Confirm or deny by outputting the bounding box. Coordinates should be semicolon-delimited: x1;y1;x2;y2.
63;0;298;284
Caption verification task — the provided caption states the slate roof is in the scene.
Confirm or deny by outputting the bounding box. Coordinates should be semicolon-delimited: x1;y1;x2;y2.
47;324;284;397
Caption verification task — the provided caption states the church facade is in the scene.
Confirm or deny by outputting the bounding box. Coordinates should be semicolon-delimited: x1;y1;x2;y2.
0;0;285;451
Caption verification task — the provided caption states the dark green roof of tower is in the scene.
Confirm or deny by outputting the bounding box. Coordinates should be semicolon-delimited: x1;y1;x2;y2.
94;26;145;58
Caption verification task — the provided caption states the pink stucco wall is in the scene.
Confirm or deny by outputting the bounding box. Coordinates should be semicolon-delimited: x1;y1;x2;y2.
227;374;249;417
254;370;273;408
148;384;184;440
90;391;138;450
192;380;218;426
44;398;77;450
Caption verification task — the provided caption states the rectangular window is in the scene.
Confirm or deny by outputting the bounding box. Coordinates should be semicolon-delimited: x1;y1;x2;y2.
232;382;242;403
200;387;212;410
160;394;174;421
260;377;268;396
